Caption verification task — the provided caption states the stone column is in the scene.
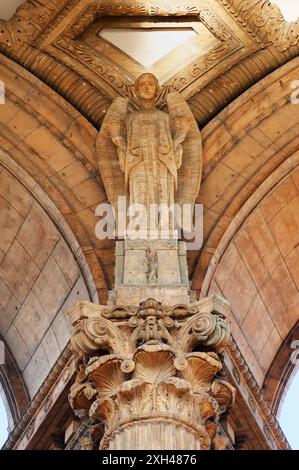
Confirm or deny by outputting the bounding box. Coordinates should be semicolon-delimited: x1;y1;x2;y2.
68;295;235;450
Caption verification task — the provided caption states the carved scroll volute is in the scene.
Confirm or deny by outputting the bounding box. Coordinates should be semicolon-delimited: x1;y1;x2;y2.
177;310;230;354
71;316;128;367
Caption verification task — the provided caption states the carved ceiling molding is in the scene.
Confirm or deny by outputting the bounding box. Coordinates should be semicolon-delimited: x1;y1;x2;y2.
189;45;289;125
39;1;243;105
2;1;299;52
218;0;299;52
167;9;241;95
0;1;298;128
226;338;289;450
0;0;68;49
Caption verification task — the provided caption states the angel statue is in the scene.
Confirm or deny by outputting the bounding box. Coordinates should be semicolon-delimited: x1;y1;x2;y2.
96;73;202;235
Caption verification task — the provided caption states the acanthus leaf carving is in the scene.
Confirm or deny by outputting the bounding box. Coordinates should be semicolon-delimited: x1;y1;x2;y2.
68;295;235;450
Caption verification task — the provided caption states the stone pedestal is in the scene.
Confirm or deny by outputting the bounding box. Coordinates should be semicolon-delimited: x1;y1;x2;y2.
68;295;235;450
114;239;190;304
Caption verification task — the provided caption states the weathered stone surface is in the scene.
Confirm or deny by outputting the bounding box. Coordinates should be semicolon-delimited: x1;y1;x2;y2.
0;278;21;334
14;291;49;356
0;239;40;303
6;323;31;372
52;238;80;288
0;197;23;253
23;344;50;398
42;327;61;369
17;203;60;269
52;308;71;351
33;256;71;323
0;169;33;218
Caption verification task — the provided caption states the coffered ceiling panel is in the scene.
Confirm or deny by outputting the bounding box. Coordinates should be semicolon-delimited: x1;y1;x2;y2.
35;0;250;104
97;26;197;68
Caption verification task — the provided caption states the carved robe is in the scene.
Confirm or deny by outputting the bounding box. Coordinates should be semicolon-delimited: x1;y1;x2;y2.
125;108;179;210
96;90;203;232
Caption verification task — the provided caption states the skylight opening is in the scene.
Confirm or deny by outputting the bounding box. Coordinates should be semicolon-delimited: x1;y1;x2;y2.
273;1;299;23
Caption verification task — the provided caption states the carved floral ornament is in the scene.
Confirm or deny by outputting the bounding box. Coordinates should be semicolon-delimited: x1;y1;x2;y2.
1;0;298;106
68;295;235;450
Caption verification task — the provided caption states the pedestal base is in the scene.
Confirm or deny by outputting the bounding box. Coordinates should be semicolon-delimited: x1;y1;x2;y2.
115;239;190;304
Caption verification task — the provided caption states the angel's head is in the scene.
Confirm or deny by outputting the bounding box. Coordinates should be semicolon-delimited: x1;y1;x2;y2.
135;73;160;103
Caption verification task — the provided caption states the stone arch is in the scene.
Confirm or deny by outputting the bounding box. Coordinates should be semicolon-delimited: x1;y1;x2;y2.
201;149;299;388
0;53;114;303
263;320;299;416
0;155;97;398
0;336;29;431
191;57;299;293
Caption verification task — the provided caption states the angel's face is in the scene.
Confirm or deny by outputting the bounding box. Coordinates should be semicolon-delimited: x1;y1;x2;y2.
136;74;159;101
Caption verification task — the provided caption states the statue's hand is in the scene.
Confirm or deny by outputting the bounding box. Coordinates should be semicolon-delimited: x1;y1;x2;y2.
174;142;183;169
118;149;126;173
112;135;126;151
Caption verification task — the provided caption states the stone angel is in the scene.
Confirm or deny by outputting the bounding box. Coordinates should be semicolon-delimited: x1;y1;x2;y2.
96;73;202;232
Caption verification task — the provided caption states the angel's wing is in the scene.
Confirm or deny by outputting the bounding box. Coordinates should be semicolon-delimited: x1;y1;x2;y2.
167;92;202;208
96;97;129;212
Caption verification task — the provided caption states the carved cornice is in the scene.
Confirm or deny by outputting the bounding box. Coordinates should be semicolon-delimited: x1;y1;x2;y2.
51;3;242;103
227;338;290;450
0;0;68;50
1;43;110;128
59;1;203;42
